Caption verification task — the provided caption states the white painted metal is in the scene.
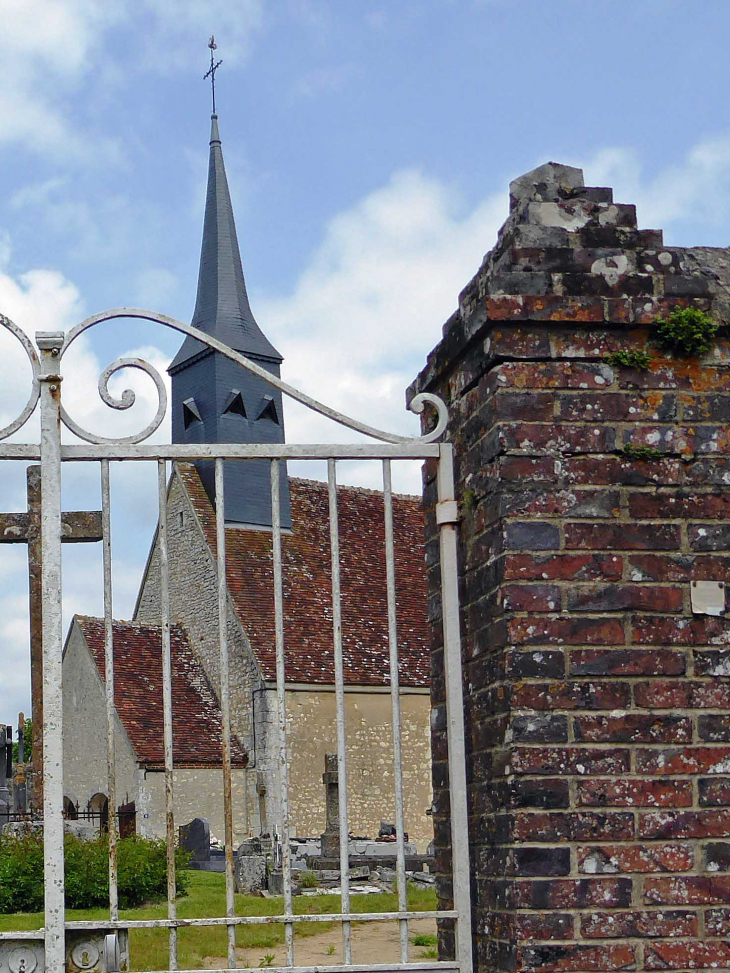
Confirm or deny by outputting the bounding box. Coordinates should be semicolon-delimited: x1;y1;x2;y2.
327;459;352;965
101;459;119;920
157;459;178;970
271;460;295;968
383;459;409;964
215;459;238;970
436;445;473;973
0;309;473;973
37;333;66;973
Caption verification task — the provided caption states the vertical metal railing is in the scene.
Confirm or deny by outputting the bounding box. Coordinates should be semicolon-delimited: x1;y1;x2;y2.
215;459;238;970
327;458;352;965
383;459;409;964
101;458;119;919
271;459;295;967
158;459;178;970
38;334;66;973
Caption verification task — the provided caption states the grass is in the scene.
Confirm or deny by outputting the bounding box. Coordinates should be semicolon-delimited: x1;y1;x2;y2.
0;871;437;971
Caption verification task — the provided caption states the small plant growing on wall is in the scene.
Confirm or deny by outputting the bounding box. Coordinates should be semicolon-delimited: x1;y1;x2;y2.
655;306;719;357
605;349;651;371
620;443;663;462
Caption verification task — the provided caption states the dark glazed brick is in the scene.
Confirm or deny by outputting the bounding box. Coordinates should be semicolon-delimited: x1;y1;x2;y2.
569;649;686;676
704;843;730;872
509;778;571;809
565;522;681;551
699;778;730;807
505;522;561;551
511;714;569;744
513;847;571;877
506;649;565;679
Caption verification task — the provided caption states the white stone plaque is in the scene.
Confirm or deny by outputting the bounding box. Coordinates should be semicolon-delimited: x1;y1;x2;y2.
691;580;726;616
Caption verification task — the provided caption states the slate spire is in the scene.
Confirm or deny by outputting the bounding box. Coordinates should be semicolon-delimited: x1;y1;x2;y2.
169;113;291;529
169;114;282;371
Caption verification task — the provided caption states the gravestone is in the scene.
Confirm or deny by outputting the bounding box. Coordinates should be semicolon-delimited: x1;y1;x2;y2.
234;841;267;894
179;817;210;864
320;753;340;859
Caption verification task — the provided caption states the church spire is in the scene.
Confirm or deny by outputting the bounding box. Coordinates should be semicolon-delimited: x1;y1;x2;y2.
169;112;282;372
168;44;290;529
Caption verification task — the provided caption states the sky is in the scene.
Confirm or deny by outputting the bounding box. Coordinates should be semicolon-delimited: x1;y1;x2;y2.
2;0;730;723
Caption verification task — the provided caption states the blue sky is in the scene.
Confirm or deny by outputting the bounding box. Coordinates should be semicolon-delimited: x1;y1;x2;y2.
1;0;730;721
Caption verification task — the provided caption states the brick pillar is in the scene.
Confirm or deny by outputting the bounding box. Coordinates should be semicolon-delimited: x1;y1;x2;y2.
409;162;730;972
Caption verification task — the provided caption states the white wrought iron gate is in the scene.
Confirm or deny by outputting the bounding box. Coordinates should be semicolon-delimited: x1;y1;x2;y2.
0;310;472;973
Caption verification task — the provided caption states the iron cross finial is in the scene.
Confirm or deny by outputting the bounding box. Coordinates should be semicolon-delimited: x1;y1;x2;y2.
204;36;223;114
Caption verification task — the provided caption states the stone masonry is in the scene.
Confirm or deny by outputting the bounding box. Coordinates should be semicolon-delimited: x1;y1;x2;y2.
409;161;730;972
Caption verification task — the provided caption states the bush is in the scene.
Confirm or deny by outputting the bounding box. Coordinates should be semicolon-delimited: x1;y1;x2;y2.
0;831;190;913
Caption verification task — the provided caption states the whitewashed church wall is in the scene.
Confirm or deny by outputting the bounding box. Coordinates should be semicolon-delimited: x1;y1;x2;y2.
135;470;263;767
282;689;434;851
137;767;252;843
62;623;138;811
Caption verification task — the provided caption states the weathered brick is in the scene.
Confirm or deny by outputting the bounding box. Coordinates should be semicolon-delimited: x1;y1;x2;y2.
573;713;692;744
499;422;615;455
581;911;696;939
634;679;730;710
689;524;730;551
629;553;730;582
639;810;730;839
566;584;684;612
495;389;555;421
516;944;636;973
502;584;562;612
506;649;565;679
645;876;730;905
577;844;693;874
637;747;730;776
699;715;730;742
569;649;686;677
565;522;681;551
510;617;625;646
630;491;730;520
633;615;730;646
513;681;631;711
557;391;676;422
577;779;693;808
504;552;623;582
706;908;730;936
511;747;630;776
505;522;561;551
699;778;730;807
513;811;634;842
512;877;633;909
644;941;730;970
510;714;568;744
704;842;730;872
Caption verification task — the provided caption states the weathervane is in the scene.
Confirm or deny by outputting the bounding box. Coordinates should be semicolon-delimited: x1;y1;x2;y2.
204;36;223;114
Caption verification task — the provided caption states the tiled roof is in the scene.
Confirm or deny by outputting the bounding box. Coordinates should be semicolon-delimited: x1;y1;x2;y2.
76;615;248;768
177;465;430;688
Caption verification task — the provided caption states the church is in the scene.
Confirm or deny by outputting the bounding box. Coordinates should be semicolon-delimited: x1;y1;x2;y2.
61;110;434;850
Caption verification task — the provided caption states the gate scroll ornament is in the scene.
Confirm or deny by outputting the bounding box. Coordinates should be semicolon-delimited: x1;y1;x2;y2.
0;308;473;973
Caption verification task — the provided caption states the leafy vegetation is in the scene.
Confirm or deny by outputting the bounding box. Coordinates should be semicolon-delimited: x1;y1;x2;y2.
11;719;32;764
655;306;720;357
0;831;188;913
299;870;319;888
605;349;651;370
620;443;663;462
0;870;437;971
412;934;438;947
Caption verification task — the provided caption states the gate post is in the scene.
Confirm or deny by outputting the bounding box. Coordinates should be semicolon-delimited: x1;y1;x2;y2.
37;331;66;973
437;443;474;973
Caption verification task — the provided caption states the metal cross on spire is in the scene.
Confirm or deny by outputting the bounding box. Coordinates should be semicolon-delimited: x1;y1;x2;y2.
204;36;223;114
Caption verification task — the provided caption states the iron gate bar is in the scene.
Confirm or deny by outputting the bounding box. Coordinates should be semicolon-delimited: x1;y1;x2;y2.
271;459;294;968
215;458;237;970
0;308;473;973
383;459;409;964
157;459;178;970
101;458;120;920
327;459;353;965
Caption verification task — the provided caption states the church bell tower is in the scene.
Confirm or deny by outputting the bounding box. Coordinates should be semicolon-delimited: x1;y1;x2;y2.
169;110;291;529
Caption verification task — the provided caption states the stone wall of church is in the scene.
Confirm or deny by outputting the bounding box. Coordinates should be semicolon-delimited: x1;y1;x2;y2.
62;620;139;812
409;162;730;971
135;468;270;834
138;767;251;842
285;688;434;850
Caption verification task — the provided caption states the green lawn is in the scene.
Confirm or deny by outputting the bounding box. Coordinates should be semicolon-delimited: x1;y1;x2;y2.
0;871;437;970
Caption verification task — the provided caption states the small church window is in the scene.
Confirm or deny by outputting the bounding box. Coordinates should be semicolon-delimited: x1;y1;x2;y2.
182;397;202;429
255;395;279;425
222;389;247;419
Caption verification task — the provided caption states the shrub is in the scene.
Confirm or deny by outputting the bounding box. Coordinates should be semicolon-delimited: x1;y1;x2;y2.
0;831;190;913
655;306;719;357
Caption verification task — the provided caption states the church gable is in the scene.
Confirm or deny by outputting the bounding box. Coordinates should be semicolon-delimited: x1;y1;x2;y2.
176;464;430;688
76;615;247;768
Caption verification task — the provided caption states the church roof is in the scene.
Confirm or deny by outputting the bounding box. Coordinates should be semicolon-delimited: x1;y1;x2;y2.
176;464;430;688
74;615;248;768
169;114;282;374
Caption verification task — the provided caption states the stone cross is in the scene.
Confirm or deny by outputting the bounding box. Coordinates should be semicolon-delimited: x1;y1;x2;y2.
0;465;102;804
13;712;27;813
320;752;340;859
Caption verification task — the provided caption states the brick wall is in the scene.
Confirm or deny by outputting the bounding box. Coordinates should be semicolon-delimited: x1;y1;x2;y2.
409;162;730;972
